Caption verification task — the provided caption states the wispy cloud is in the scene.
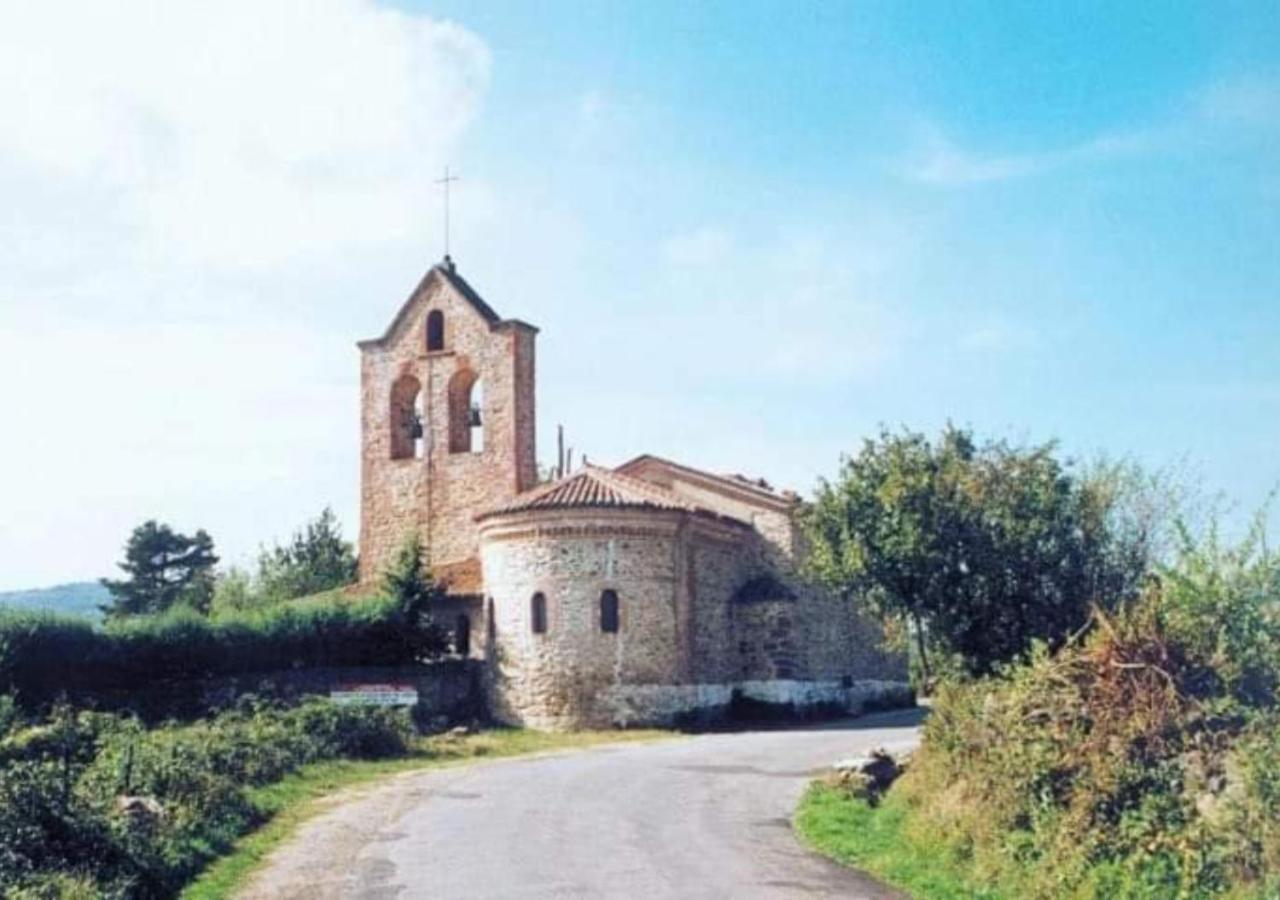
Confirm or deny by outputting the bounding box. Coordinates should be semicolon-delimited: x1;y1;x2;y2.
900;122;1153;187
901;73;1280;189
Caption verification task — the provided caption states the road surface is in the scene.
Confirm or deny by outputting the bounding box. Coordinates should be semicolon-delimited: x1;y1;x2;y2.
241;707;924;899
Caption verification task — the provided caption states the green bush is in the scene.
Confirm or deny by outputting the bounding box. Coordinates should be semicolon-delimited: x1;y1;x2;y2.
878;523;1280;898
0;593;447;712
0;699;413;898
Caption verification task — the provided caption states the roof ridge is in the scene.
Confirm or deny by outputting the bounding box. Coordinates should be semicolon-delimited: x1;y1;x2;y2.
476;463;747;523
615;453;797;507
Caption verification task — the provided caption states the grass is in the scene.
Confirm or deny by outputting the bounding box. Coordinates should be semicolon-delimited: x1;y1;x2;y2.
181;727;672;900
794;783;1005;900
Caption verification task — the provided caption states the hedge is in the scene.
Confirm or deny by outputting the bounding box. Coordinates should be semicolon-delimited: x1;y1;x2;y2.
0;594;444;711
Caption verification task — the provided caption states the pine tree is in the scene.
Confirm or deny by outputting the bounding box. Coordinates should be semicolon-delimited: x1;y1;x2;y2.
381;533;449;660
381;533;437;621
100;521;219;618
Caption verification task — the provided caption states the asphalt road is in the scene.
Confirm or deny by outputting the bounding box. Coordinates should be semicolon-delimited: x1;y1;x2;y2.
241;707;925;900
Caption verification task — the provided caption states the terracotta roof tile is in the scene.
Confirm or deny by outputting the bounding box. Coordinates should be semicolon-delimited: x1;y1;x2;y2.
435;557;482;595
478;466;746;525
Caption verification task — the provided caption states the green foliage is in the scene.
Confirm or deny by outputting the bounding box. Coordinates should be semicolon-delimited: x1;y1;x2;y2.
803;426;1162;676
380;534;449;652
0;593;447;712
0;699;412;898
382;533;438;619
254;508;358;605
797;783;1004;899
0;694;18;739
871;525;1280;898
101;522;219;619
207;568;255;617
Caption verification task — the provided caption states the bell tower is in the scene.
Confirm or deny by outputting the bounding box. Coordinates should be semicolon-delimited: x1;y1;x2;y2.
357;257;538;585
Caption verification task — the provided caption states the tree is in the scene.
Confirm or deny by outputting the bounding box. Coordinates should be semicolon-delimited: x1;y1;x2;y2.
382;533;439;621
256;507;358;603
208;566;255;616
100;521;219;618
381;533;448;659
803;426;1153;678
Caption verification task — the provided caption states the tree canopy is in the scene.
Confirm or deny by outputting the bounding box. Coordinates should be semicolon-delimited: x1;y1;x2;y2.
803;426;1156;677
255;507;358;603
381;533;448;658
100;521;218;618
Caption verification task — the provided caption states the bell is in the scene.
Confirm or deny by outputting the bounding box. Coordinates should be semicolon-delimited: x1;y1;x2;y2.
468;404;483;428
405;412;424;439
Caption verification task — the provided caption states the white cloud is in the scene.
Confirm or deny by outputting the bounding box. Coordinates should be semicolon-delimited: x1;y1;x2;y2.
0;1;491;588
661;226;733;266
0;309;358;588
0;1;490;268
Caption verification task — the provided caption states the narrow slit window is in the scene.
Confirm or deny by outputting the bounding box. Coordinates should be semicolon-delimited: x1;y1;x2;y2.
455;613;471;657
600;589;619;633
531;592;547;634
426;310;445;351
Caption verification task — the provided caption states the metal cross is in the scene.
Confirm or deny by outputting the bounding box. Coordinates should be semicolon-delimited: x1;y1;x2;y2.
434;166;460;257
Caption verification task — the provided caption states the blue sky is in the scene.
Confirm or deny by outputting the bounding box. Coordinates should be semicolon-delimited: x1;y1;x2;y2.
0;1;1276;588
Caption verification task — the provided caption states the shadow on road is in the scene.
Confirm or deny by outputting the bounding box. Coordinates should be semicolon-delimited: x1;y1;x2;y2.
676;703;928;736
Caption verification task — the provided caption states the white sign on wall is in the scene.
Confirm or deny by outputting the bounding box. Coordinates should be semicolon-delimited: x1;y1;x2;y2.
329;682;419;707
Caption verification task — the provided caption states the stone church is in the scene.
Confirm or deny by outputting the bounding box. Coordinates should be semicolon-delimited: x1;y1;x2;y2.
357;257;907;728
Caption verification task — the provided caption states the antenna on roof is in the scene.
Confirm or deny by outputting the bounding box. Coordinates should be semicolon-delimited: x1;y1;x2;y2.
434;165;460;259
557;424;565;480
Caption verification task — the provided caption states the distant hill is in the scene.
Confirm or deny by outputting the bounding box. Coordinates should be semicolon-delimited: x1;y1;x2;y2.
0;581;108;620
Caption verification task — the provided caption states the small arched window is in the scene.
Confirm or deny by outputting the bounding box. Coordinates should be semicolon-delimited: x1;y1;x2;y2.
530;592;547;634
389;374;423;460
426;310;445;352
455;613;471;657
485;596;496;643
600;589;620;633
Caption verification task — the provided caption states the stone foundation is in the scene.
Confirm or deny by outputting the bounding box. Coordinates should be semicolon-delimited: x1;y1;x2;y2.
542;678;914;730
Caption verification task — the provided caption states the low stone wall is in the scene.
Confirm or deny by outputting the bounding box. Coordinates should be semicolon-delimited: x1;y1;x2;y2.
596;678;914;729
68;660;483;723
197;661;483;721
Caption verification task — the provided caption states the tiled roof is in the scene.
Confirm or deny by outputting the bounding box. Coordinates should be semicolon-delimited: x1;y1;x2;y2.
435;557;483;595
478;466;746;524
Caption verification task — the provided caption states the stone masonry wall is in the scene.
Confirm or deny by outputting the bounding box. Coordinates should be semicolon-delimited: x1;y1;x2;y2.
358;269;536;582
627;461;909;687
478;508;690;729
477;505;909;728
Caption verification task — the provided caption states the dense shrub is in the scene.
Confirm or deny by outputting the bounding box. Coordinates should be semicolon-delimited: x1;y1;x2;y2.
0;593;447;711
0;699;413;898
884;524;1280;898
